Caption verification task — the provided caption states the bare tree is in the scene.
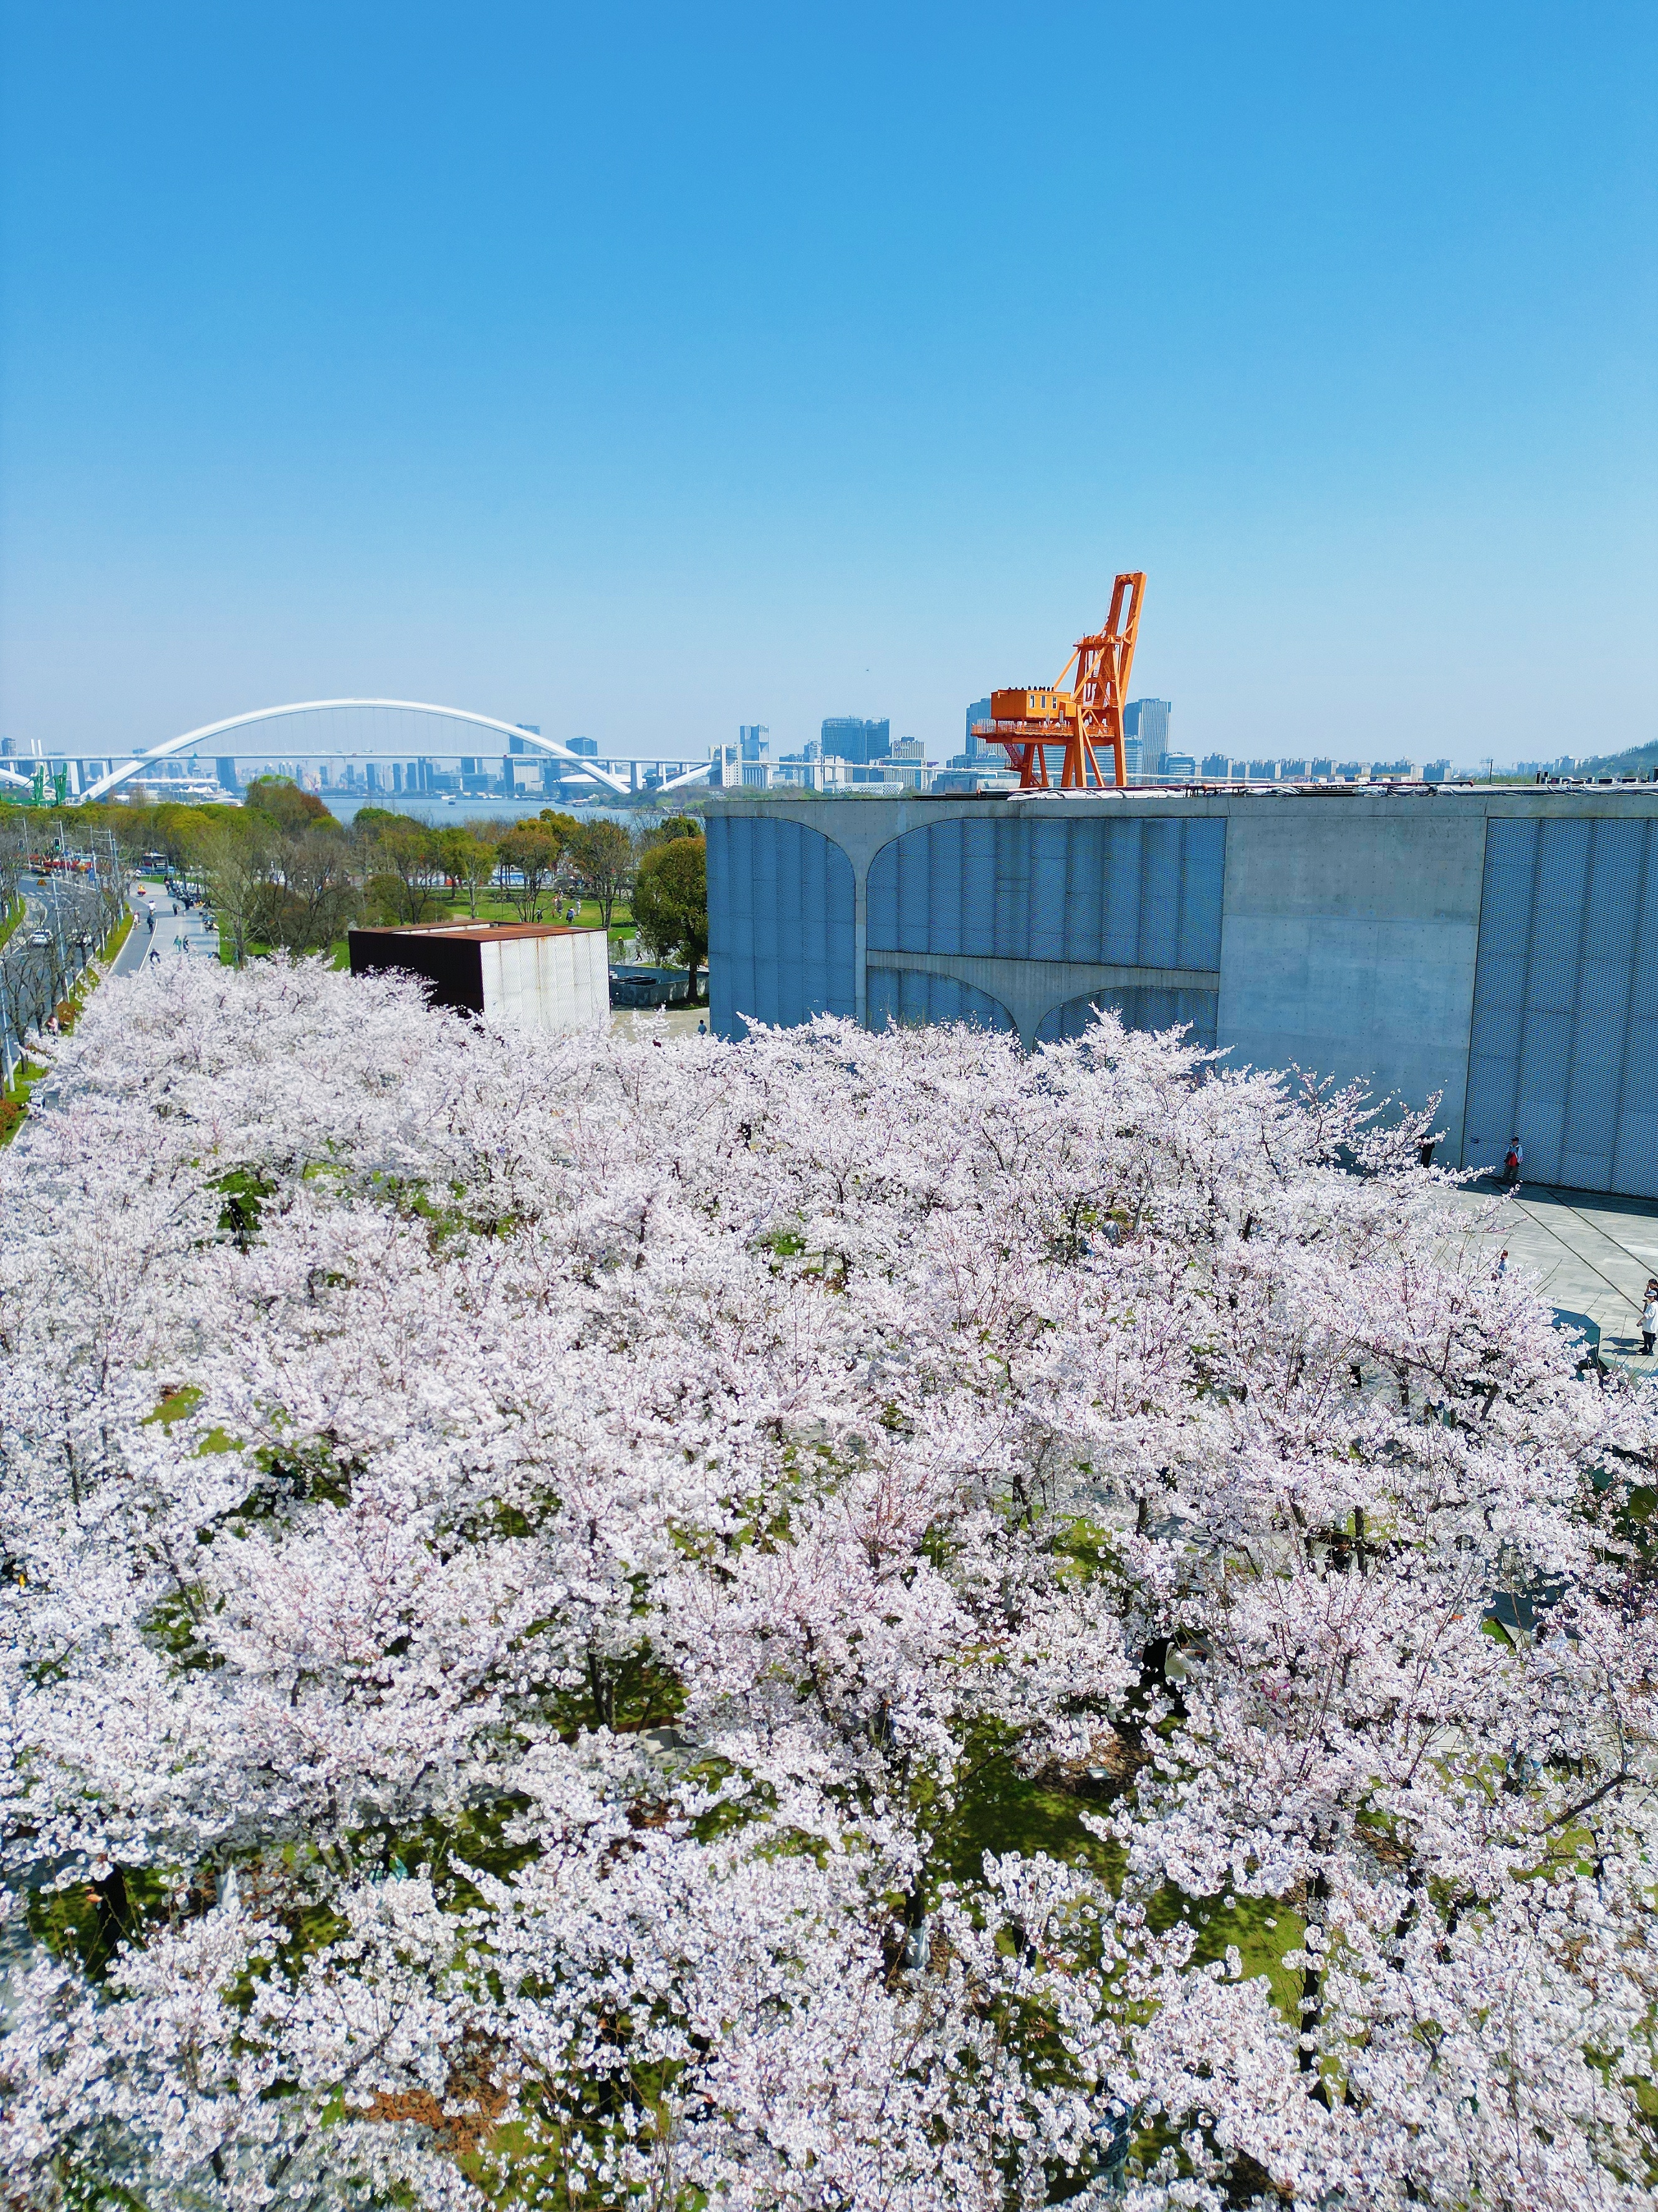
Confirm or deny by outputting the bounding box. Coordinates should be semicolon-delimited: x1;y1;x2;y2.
362;820;444;924
495;824;563;922
198;822;276;969
270;830;359;953
568;819;634;931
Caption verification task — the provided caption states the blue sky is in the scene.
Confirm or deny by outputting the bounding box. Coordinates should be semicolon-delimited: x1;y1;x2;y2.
2;2;1653;769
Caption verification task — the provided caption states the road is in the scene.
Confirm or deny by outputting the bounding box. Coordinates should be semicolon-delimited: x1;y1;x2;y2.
112;878;219;974
0;872;112;1075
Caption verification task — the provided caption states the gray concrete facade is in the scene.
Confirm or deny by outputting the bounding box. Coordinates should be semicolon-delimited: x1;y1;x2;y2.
707;787;1658;1196
1216;798;1488;1157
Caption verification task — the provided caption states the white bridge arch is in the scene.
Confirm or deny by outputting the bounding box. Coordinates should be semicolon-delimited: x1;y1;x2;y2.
77;700;636;804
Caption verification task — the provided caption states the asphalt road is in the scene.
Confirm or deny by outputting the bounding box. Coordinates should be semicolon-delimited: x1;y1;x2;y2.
1;873;110;1064
113;878;219;974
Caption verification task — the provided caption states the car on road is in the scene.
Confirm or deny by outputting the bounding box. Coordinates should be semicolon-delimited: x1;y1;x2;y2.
27;930;52;947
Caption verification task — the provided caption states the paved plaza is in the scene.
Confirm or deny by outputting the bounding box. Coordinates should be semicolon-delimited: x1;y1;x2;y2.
1445;1176;1658;1365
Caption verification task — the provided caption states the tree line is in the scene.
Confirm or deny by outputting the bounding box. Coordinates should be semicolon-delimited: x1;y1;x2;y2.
55;784;710;987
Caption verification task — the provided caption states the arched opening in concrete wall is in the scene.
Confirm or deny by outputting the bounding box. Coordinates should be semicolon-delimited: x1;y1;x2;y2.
867;969;1015;1034
865;812;1225;966
1464;816;1658;1195
706;814;856;1038
1034;984;1219;1051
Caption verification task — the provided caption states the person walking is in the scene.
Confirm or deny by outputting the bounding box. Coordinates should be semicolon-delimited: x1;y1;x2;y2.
1502;1137;1523;1188
1495;1249;1509;1280
1642;1290;1656;1359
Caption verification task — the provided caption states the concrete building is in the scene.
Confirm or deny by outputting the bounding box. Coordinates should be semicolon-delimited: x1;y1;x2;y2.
348;921;609;1033
706;786;1658;1198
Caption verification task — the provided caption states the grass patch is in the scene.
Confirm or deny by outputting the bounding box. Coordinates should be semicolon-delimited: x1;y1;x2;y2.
0;1054;45;1143
221;900;632;969
433;889;635;940
942;1751;1305;2029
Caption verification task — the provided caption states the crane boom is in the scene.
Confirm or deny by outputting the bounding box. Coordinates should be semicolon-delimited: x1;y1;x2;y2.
975;573;1146;789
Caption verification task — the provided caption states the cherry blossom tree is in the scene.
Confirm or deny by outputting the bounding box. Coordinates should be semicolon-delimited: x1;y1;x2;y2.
0;956;1652;2210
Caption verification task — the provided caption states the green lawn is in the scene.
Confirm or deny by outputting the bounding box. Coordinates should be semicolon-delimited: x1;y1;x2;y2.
218;896;636;969
433;889;636;940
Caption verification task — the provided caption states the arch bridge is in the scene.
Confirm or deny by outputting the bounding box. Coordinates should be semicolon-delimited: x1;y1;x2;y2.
75;700;701;804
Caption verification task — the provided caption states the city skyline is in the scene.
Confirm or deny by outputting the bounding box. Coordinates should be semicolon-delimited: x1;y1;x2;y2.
2;5;1653;772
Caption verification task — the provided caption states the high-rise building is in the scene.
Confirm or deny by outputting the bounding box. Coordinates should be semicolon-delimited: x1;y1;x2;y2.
821;717;891;764
1200;753;1231;779
1124;699;1172;755
739;724;770;760
568;735;597;757
965;703;1004;762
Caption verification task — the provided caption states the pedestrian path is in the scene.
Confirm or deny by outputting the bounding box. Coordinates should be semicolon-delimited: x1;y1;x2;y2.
607;1006;711;1041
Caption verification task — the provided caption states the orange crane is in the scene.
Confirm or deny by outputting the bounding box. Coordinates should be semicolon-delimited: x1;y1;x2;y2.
974;572;1146;790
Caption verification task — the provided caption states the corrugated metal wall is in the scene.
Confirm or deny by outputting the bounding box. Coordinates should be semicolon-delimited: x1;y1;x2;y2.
1033;985;1219;1050
866;814;1225;968
1464;817;1658;1194
868;968;1015;1034
706;815;856;1039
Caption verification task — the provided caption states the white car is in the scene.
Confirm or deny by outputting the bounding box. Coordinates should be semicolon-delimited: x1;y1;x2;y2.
28;930;52;947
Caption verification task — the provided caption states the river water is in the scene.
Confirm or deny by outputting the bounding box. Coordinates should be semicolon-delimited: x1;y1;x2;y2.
328;796;675;830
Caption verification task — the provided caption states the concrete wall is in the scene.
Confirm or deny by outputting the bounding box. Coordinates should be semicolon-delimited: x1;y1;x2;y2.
708;788;1658;1196
1464;816;1658;1194
1215;798;1488;1156
480;928;608;1033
